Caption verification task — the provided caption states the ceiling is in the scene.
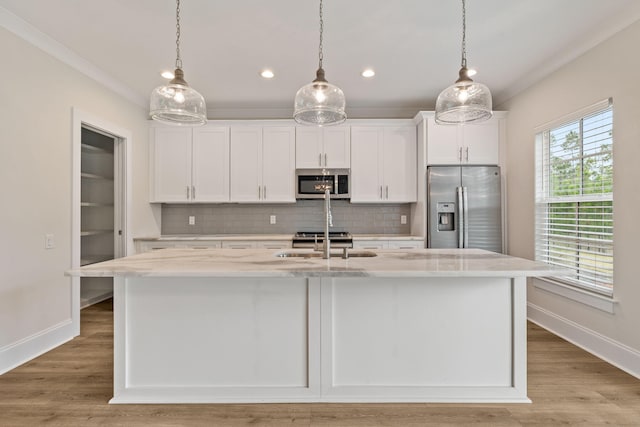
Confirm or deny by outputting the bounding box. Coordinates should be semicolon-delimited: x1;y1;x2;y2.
2;0;640;119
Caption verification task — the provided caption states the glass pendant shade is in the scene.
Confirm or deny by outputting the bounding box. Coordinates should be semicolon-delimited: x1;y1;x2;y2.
434;0;492;125
150;68;207;126
294;68;346;126
435;68;492;124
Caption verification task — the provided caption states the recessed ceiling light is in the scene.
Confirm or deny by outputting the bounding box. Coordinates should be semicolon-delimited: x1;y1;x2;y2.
260;69;275;79
361;69;375;78
161;70;174;79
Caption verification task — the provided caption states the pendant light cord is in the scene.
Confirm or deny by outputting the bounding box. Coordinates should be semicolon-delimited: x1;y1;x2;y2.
460;0;467;68
175;0;182;70
318;0;324;70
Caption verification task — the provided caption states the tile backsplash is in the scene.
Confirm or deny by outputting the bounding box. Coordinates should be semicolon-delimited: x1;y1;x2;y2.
161;200;412;235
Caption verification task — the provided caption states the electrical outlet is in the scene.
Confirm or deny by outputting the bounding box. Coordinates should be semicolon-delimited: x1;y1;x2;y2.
45;233;55;249
270;215;277;225
400;215;407;225
188;216;195;225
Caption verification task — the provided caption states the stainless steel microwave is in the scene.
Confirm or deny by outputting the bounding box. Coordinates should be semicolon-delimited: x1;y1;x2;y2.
295;169;350;199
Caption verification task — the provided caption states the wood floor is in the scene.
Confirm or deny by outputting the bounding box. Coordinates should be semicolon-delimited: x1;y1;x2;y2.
1;300;639;426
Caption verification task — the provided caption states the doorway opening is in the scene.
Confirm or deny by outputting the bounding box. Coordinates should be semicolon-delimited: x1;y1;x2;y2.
72;109;131;335
80;127;124;307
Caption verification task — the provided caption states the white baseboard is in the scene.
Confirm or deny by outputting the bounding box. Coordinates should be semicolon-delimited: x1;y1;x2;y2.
0;319;76;375
528;303;640;379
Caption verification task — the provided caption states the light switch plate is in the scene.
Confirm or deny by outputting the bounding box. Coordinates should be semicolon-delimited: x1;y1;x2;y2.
45;233;55;249
400;215;407;225
188;216;195;225
270;215;276;225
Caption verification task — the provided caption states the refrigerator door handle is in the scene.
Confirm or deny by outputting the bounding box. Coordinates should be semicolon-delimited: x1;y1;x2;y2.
462;186;469;248
456;186;464;248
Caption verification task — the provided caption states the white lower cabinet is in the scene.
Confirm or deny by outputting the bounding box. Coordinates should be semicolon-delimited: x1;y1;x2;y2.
222;240;292;249
255;241;292;249
351;126;417;202
136;239;292;253
136;240;222;253
230;127;295;203
354;239;424;250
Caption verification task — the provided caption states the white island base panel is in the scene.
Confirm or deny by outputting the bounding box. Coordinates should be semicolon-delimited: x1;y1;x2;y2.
111;275;528;404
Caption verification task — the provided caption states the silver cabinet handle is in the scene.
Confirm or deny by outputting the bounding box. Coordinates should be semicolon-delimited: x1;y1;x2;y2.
458;147;463;162
319;153;322;166
456;186;464;248
465;147;469;162
385;185;389;199
192;185;195;200
462;186;469;248
380;186;383;199
263;185;267;200
186;186;190;199
258;185;261;199
324;153;328;166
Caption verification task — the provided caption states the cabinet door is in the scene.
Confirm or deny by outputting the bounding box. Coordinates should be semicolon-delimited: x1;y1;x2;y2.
192;126;230;202
295;127;323;168
221;241;256;249
230;127;262;202
350;127;383;202
387;240;424;249
461;121;500;165
382;126;417;202
353;240;387;250
151;127;192;202
426;118;461;165
262;127;296;203
323;126;351;168
255;240;292;249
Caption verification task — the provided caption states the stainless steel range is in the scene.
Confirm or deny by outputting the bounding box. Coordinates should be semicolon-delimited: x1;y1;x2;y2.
292;231;353;249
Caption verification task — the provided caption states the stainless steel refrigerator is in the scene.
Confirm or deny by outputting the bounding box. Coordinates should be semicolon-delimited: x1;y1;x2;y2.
427;165;502;253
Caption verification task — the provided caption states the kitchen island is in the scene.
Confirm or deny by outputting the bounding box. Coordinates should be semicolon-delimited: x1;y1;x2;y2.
68;248;562;404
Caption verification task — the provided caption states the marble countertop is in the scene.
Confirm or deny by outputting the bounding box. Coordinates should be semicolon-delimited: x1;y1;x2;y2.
67;248;564;279
133;234;424;241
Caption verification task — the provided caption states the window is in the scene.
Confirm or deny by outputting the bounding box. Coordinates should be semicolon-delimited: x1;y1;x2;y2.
535;99;613;295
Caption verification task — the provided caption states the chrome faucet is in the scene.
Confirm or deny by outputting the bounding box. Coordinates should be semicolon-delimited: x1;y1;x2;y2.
315;183;334;259
323;186;334;259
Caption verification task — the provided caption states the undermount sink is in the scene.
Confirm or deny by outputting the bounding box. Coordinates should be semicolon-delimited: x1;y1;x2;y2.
274;250;377;259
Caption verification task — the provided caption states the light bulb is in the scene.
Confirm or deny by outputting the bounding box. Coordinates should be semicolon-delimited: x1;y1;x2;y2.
174;90;186;103
457;88;469;103
314;88;327;103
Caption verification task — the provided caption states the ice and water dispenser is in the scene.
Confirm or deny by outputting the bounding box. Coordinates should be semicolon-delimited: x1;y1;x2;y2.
436;202;455;231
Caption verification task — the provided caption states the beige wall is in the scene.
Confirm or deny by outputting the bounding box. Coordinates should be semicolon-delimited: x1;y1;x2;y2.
0;27;159;371
499;20;640;357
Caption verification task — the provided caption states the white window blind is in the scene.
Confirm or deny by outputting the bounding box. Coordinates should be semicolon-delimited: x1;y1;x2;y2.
535;101;613;295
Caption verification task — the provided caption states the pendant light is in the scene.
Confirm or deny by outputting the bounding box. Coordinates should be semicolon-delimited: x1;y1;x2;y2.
435;0;492;125
293;0;346;126
150;0;206;126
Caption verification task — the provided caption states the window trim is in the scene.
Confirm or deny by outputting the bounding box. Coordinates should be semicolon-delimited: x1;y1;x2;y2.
534;98;614;297
533;278;616;314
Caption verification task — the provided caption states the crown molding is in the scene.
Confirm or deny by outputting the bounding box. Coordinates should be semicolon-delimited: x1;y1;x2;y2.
1;6;146;108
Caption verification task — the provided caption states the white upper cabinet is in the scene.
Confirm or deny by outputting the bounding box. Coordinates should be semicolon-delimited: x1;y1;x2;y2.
150;125;230;203
295;126;350;169
426;117;500;165
230;126;295;203
192;127;230;201
262;127;296;202
351;126;417;203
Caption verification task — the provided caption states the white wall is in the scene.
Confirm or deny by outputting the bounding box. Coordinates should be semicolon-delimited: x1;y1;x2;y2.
499;20;640;376
0;27;159;373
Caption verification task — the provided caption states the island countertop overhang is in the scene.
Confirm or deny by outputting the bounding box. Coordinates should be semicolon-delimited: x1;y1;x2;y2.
67;248;565;279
